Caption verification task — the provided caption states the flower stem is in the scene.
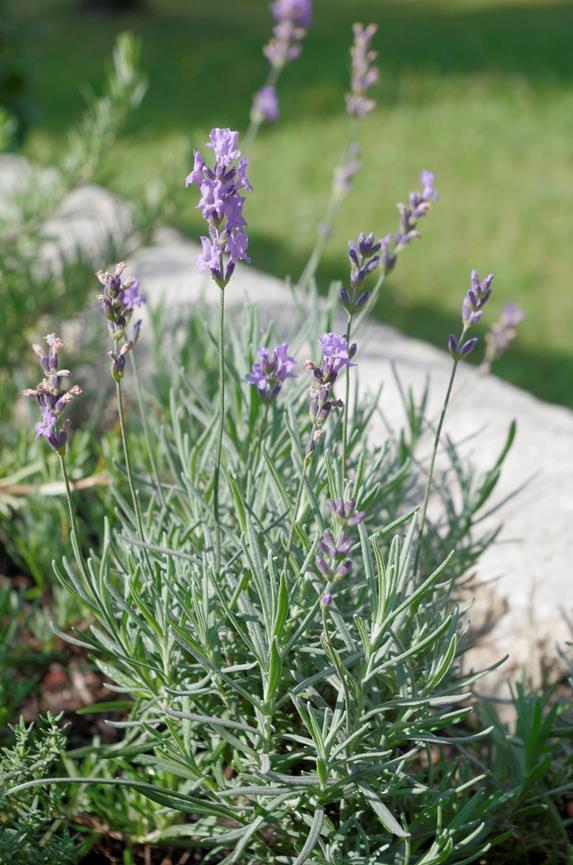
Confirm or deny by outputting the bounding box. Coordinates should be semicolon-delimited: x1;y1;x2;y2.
414;327;467;574
341;314;353;481
58;454;86;571
284;460;308;569
116;377;146;544
129;353;166;510
213;285;226;574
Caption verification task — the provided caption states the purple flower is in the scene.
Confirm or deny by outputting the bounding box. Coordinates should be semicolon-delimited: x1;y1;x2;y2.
23;334;81;453
332;142;361;199
251;86;280;125
395;170;440;252
339;232;383;315
264;0;312;68
186;128;251;287
461;270;494;327
271;0;312;27
246;342;296;401
304;333;355;445
96;262;145;379
345;23;379;119
316;529;354;581
327;497;365;527
482;302;524;372
448;270;495;361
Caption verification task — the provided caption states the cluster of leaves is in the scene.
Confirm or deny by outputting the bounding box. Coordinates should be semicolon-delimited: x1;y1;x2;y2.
6;291;570;864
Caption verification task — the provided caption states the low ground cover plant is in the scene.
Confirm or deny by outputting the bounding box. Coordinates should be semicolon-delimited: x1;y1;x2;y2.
1;2;571;862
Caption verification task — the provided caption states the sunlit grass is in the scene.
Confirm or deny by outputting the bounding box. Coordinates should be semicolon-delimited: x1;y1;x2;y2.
10;0;573;405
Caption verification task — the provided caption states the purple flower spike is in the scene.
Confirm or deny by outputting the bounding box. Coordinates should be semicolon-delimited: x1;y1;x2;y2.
251;85;280;124
304;333;353;435
95;261;146;379
246;342;296;402
24;334;81;454
340;232;382;315
461;270;494;328
327;497;365;526
315;528;354;581
264;0;312;68
482;302;524;373
186;128;251;288
333;143;361;199
345;23;379;119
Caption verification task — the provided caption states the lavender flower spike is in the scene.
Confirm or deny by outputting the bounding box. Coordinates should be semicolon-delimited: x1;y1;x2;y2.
251;85;279;124
340;232;382;315
304;333;355;457
482;302;524;373
395;170;440;251
345;23;379;119
186;128;252;288
316;528;354;581
264;0;312;69
327;497;365;526
246;342;296;401
23;334;81;453
448;270;495;361
96;261;145;381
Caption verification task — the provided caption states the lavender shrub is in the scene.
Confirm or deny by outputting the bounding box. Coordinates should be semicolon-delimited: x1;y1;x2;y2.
7;15;569;865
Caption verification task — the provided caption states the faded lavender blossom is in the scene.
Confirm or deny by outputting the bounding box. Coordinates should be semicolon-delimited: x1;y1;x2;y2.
185;128;251;287
96;261;145;381
23;333;81;453
395;170;439;251
251;85;279;124
481;302;524;373
332;142;361;200
448;270;495;360
246;342;296;401
305;333;355;457
340;232;382;314
345;23;379;119
316;529;354;581
327;497;365;527
264;0;312;69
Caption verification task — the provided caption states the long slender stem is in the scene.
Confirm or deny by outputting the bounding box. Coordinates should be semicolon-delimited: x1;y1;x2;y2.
297;119;359;292
129;353;166;509
213;285;226;574
116;378;146;544
414;327;467;574
341;315;353;481
284;461;308;569
58;455;80;542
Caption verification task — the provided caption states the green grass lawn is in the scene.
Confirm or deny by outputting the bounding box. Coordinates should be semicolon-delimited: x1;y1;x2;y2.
8;0;573;407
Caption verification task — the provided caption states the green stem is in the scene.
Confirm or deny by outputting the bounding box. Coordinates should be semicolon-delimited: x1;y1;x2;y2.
213;285;226;574
284;460;308;569
129;353;166;510
297;119;360;292
414;327;467;574
341;314;353;481
58;453;88;578
116;377;146;545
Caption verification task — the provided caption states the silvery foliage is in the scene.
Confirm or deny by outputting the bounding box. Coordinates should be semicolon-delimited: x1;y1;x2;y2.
20;281;530;864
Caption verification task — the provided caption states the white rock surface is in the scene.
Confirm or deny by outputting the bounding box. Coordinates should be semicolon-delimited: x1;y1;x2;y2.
129;228;573;693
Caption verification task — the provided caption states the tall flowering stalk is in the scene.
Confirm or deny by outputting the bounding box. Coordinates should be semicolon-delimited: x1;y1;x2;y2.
481;302;524;374
414;270;494;573
340;233;382;479
284;333;353;560
186;128;252;572
298;22;379;291
23;334;83;560
355;170;440;328
247;0;312;148
96;261;147;543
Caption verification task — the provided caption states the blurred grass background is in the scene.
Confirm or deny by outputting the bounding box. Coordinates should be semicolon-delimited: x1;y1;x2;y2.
6;0;573;407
